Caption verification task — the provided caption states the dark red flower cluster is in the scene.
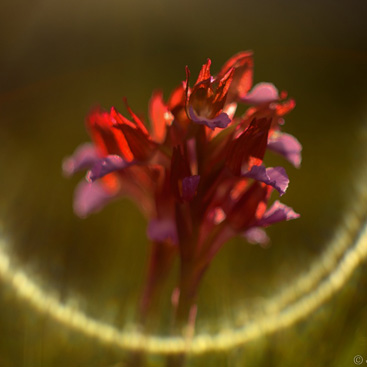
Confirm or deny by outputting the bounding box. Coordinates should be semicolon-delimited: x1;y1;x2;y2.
63;51;301;326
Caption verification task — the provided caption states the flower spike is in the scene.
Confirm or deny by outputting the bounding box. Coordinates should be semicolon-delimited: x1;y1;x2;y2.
63;51;301;337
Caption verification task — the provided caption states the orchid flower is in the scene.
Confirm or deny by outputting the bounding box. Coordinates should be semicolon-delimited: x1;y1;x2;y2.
63;51;301;333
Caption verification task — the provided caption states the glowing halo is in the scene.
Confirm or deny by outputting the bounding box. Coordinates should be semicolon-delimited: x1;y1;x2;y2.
0;169;366;355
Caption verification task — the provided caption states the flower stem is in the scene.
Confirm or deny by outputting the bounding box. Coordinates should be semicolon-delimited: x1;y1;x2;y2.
139;241;176;324
166;261;205;367
128;241;176;367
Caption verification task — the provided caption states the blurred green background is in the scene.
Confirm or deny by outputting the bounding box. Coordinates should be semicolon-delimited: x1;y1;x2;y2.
0;0;367;366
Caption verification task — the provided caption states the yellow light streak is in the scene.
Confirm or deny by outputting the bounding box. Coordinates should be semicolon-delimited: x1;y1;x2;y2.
0;166;366;355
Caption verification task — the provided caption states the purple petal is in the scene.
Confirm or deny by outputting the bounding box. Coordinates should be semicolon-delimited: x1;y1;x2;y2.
147;218;178;245
255;200;300;227
73;180;118;218
243;227;270;246
241;83;279;105
62;143;100;177
268;132;302;168
182;175;200;201
86;155;131;182
188;106;231;130
243;165;289;195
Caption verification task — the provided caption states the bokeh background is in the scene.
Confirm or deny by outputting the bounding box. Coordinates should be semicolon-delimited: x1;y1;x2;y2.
0;0;367;366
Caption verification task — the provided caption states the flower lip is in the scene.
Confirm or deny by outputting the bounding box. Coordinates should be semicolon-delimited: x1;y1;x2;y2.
268;132;302;168
241;82;279;105
86;155;131;182
243;227;270;246
243;165;289;196
254;200;300;227
188;106;231;130
62;143;100;177
73;180;118;218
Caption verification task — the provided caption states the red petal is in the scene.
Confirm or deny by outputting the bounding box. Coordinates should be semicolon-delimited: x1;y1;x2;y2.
213;67;234;103
167;83;186;111
218;51;254;101
276;98;296;116
211;67;235;116
149;91;171;143
122;98;149;134
226;181;270;230
114;124;156;161
244;95;296;133
111;106;157;161
195;59;212;84
110;106;135;127
226;117;271;175
86;108;134;161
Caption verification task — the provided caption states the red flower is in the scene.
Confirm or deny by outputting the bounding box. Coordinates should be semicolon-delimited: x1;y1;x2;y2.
186;59;235;129
63;51;301;327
